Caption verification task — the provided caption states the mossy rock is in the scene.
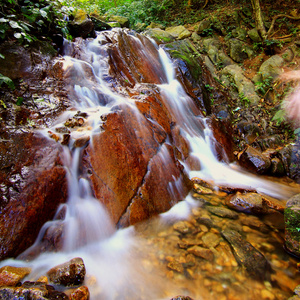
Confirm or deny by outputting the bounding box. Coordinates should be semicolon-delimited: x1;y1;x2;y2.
285;205;300;257
164;39;202;80
108;16;129;28
143;29;175;44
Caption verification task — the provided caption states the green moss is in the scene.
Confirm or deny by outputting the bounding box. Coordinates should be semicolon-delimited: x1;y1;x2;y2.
285;207;300;242
164;40;202;79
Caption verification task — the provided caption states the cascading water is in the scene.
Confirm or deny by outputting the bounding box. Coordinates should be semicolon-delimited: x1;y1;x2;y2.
1;28;300;299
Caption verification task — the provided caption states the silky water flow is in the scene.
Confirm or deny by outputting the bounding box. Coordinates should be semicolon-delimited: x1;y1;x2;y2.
1;28;299;299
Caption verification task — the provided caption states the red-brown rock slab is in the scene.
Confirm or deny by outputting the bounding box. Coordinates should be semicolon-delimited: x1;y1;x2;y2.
0;132;68;260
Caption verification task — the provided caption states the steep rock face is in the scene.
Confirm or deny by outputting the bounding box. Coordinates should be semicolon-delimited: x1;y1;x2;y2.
0;133;68;259
82;103;188;225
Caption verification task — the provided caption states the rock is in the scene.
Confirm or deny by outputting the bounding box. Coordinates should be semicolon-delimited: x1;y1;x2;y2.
73;135;90;148
226;38;254;63
107;22;121;28
203;38;234;68
165;26;192;40
108;15;129;28
69;11;95;39
0;133;68;260
287;194;300;207
238;146;271;174
0;41;56;81
231;28;248;42
270;157;285;176
144;28;176;44
285;205;300;257
247;28;262;43
170;296;194;300
187;246;214;261
221;228;269;279
0;266;31;287
195;18;212;35
47;257;86;286
193;183;213;195
201;232;220;248
241;216;269;233
191;32;201;43
0;281;68;299
221;64;260;104
70;286;90;300
90;17;112;31
207;206;239;219
146;22;165;30
173;221;193;234
226;192;269;214
167;260;184;273
255;55;284;82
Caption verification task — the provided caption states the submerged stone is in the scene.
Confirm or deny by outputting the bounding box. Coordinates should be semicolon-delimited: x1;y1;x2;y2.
207;206;239;219
221;228;269;279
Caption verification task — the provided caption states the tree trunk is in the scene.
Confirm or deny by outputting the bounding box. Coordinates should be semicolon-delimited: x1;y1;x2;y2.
250;0;267;40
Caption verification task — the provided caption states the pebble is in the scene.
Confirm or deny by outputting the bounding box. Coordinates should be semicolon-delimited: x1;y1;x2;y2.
261;289;275;300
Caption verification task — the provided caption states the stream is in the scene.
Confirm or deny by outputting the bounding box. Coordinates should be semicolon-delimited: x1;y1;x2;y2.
1;28;300;299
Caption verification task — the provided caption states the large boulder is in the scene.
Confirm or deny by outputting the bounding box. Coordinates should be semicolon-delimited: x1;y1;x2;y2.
285;194;300;257
0;133;68;260
165;26;192;40
221;64;260;104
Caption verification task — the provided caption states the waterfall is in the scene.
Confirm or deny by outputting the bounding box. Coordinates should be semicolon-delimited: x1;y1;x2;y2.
0;28;298;299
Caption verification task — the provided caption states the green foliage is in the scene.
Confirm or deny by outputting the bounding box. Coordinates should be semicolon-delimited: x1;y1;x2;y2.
238;92;250;107
0;73;15;90
272;109;286;125
0;0;71;44
255;75;274;96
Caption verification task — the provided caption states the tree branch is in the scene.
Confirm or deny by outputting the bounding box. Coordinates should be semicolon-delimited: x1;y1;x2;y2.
267;14;300;38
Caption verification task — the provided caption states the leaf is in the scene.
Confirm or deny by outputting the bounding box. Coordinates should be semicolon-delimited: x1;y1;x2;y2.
39;9;48;18
0;100;7;109
9;20;21;29
0;18;9;23
14;32;22;39
16;97;24;106
0;54;4;59
0;74;15;90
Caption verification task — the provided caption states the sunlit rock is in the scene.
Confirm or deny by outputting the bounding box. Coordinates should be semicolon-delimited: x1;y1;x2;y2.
165;26;192;40
144;28;176;44
70;285;90;300
0;266;31;287
47;257;86;287
226;192;269;214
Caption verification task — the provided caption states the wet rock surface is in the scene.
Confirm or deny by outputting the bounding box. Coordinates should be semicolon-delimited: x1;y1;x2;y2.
0;133;68;260
0;281;69;299
0;266;31;287
47;258;86;287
